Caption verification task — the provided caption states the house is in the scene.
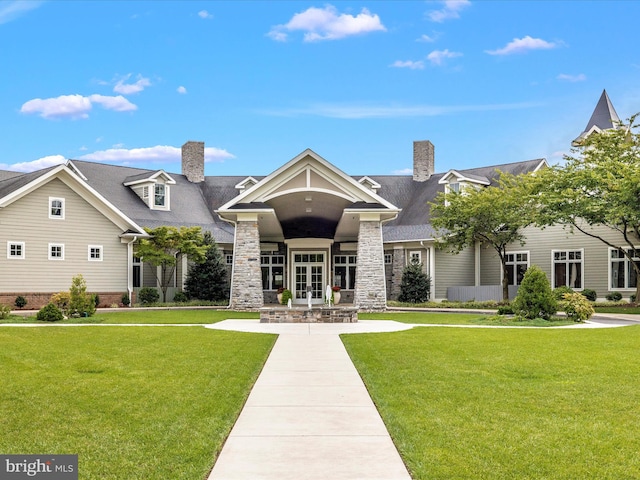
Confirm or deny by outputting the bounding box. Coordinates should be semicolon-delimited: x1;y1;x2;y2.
0;90;635;309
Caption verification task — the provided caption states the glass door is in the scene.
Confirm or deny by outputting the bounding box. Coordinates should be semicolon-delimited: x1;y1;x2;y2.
292;252;325;304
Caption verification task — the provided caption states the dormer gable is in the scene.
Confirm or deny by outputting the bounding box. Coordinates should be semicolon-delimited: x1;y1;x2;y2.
438;169;490;194
123;170;176;211
235;176;259;192
358;176;381;193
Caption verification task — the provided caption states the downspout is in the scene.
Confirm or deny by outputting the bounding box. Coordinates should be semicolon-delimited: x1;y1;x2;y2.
127;236;137;303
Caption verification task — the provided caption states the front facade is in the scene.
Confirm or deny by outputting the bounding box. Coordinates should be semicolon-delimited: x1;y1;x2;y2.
1;91;637;309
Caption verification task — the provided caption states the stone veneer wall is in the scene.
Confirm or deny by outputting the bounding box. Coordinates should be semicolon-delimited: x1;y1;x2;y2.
354;220;387;310
390;247;406;300
181;141;205;183
413;140;434;182
230;220;264;309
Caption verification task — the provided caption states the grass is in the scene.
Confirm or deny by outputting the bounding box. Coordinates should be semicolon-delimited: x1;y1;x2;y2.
1;309;259;324
0;327;275;479
360;311;575;327
342;326;640;479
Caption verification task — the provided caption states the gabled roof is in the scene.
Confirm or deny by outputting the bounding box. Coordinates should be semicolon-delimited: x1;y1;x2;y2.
438;169;490;185
573;89;621;146
123;169;176;186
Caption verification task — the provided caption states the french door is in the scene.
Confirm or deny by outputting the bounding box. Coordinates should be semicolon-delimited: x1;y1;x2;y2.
292;252;325;304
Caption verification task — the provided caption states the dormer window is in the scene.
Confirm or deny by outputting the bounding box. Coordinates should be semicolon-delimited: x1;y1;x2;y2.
154;184;166;207
448;182;461;194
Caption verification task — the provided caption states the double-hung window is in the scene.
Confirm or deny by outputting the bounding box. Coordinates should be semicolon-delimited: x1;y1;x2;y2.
154;184;166;207
552;250;583;289
610;248;640;290
49;197;65;219
505;252;529;286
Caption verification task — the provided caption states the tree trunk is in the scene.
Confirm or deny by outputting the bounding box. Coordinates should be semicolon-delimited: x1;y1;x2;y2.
502;262;510;302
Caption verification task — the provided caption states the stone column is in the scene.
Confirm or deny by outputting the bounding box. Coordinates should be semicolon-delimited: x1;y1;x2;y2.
390;246;405;300
354;213;387;311
230;215;264;309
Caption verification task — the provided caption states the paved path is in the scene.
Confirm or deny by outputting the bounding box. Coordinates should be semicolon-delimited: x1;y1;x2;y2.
205;322;413;480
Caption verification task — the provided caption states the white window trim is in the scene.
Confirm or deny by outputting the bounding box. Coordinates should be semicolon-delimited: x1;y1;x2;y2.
408;250;422;265
88;245;103;262
7;241;25;259
152;183;170;210
502;251;530;286
608;246;640;291
49;197;65;219
551;248;584;290
48;243;65;260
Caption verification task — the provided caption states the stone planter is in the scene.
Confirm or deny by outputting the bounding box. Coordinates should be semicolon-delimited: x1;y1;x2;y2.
332;291;341;304
277;293;283;304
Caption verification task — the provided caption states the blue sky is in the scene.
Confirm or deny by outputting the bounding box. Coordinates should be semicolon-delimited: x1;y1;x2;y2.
1;0;639;176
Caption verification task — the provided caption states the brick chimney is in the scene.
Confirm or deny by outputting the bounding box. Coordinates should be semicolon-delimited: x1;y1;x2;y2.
413;140;434;182
181;141;205;183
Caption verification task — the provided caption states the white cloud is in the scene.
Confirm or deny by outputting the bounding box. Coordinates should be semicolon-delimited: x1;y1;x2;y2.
177;86;187;94
79;145;235;165
198;10;213;19
390;60;425;70
427;49;462;65
268;5;386;42
5;155;66;173
485;36;559;55
393;168;413;175
427;0;470;23
416;34;437;43
557;73;586;82
0;0;44;25
20;94;137;119
113;74;151;94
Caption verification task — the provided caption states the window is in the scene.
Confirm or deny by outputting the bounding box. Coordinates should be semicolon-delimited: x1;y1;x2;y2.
449;182;460;193
7;241;25;259
49;243;64;260
142;186;149;201
88;245;103;261
610;248;640;290
49;197;65;219
334;255;357;290
261;255;284;290
226;254;234;265
552;250;582;289
133;255;141;288
154;184;166;207
384;253;392;264
409;251;422;265
505;252;529;286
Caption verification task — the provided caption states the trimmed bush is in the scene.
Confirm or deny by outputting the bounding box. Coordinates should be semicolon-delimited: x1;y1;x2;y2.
562;292;595;322
14;296;27;309
37;303;64;322
606;292;623;302
172;291;188;303
138;287;160;305
281;289;292;305
399;263;431;303
512;265;557;320
581;289;597;302
121;293;130;306
553;285;574;300
497;305;514;315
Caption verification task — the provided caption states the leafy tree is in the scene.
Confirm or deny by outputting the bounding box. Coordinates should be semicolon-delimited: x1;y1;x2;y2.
185;231;229;301
135;226;208;302
430;172;538;301
398;262;431;303
533;114;640;301
511;265;557;320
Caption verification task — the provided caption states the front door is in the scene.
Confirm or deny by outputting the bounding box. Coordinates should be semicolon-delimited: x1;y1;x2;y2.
292;252;325;304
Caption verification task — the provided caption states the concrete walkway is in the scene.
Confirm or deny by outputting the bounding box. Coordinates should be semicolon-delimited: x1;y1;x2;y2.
205;322;413;480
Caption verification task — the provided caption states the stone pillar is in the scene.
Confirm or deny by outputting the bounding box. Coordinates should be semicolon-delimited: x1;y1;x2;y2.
230;215;264;309
390;246;405;300
354;214;387;311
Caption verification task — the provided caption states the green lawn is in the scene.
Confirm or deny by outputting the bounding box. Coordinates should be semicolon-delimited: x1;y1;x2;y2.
342;326;640;479
0;327;275;479
361;311;575;327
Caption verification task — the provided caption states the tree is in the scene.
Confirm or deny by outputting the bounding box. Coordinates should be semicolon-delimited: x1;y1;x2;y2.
511;265;557;320
430;172;538;301
185;231;229;301
135;226;208;302
534;115;640;302
69;274;96;317
398;262;431;303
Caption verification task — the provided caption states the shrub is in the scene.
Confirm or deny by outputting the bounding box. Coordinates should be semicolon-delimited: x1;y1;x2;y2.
121;293;130;306
93;294;100;308
398;263;431;303
281;289;292;305
553;285;574;300
51;292;71;316
605;291;623;302
37;303;64;322
562;292;595;322
184;232;229;301
138;287;160;305
632;294;637;303
14;296;27;309
69;274;96;317
172;291;188;303
512;265;557;320
0;304;10;319
497;305;514;315
581;288;597;302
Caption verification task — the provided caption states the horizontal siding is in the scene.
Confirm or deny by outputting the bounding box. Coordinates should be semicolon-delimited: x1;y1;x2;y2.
0;178;128;293
434;247;475;300
480;245;502;285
